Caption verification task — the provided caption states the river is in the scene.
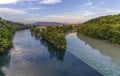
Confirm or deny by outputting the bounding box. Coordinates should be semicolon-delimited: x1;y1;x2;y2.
66;33;120;76
0;29;120;76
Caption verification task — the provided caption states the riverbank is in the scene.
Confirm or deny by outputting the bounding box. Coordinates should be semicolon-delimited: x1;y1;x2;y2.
67;33;120;76
31;25;76;50
0;17;28;53
77;14;120;45
1;30;102;76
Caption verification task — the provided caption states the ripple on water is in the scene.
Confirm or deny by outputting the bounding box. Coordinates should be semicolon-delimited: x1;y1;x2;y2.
66;33;120;76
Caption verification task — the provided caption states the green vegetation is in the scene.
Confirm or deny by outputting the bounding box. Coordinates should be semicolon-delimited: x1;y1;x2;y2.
31;26;40;35
31;25;76;50
31;26;66;49
0;17;27;53
40;38;65;61
0;26;13;53
42;26;66;49
77;14;120;44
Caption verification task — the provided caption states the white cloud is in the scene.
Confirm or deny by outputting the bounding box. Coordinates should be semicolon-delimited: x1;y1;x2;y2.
40;0;61;4
0;8;26;14
24;14;89;23
90;2;105;8
95;8;120;14
0;0;19;4
25;7;44;11
81;0;93;7
105;8;120;13
24;0;38;1
87;8;120;19
97;2;105;7
83;11;93;16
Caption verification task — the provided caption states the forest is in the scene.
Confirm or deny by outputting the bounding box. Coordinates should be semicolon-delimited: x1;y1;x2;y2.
77;14;120;44
0;17;27;53
31;25;75;50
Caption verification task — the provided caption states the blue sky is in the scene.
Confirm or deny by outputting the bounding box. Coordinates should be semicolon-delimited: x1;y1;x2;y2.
0;0;120;24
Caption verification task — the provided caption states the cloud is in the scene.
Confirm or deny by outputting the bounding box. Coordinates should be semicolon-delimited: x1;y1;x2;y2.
40;0;61;4
88;8;120;18
83;11;93;16
25;7;44;11
0;0;19;4
100;8;120;15
90;2;105;8
97;2;105;7
24;14;89;23
81;0;93;7
0;8;26;14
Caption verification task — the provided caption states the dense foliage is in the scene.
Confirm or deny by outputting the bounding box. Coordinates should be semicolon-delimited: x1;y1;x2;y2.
40;38;65;61
77;14;120;44
31;25;76;50
31;26;67;49
0;17;27;53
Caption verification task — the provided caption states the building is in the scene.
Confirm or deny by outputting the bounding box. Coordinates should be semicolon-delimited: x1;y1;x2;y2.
36;25;47;29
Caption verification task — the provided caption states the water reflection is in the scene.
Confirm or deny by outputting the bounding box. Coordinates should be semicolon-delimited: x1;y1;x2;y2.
77;33;120;63
0;50;10;76
1;30;102;76
75;33;120;76
40;38;66;61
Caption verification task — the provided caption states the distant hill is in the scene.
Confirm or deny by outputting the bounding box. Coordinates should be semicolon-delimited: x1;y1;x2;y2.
0;17;27;53
83;14;120;25
33;22;64;25
0;17;27;31
78;14;120;44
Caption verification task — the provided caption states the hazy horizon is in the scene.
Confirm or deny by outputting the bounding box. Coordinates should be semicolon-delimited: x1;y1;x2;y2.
0;0;120;24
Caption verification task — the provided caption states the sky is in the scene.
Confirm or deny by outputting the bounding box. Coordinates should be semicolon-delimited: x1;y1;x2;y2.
0;0;120;24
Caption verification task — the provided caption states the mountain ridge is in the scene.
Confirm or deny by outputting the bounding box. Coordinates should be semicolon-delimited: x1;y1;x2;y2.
32;21;65;25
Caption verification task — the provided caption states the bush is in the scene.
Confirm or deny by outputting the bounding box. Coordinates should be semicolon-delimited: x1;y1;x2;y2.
77;14;120;44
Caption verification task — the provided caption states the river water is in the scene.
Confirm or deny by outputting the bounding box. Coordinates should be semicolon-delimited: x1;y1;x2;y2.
1;29;120;76
66;33;120;76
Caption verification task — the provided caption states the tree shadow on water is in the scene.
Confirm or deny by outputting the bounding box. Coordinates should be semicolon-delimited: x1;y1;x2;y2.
40;38;66;61
0;48;11;76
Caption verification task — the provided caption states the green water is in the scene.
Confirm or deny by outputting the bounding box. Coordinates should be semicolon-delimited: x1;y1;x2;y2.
66;33;120;76
0;30;102;76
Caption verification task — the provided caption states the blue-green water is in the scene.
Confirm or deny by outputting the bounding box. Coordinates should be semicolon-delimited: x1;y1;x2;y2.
1;29;120;76
66;33;120;76
0;30;102;76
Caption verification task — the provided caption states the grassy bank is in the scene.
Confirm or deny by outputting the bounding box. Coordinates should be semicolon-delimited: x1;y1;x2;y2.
77;14;120;44
0;17;27;53
31;25;76;50
31;26;67;50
